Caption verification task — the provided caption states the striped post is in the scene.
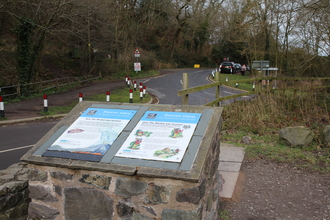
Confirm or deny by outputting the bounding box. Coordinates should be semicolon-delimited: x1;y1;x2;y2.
79;92;83;102
143;86;146;98
252;82;255;91
0;96;4;117
129;89;133;103
140;88;143;100
133;81;137;91
106;90;111;102
139;82;143;89
127;78;130;87
236;83;238;88
43;94;48;112
125;75;128;85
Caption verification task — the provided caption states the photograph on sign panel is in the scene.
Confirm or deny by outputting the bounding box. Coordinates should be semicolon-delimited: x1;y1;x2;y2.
47;108;137;156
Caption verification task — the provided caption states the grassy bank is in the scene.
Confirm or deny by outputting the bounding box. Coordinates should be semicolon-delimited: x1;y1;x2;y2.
220;74;330;174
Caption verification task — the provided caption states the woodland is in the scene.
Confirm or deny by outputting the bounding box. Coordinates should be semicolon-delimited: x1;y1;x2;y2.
0;0;329;87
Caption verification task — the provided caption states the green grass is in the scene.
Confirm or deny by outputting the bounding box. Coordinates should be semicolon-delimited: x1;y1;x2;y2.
221;130;330;174
213;73;254;91
39;87;152;116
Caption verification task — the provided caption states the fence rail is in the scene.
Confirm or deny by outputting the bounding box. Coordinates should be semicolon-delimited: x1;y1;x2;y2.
178;72;330;106
0;75;100;98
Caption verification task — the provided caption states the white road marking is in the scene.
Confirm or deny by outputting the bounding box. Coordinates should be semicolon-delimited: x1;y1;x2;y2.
0;145;33;154
223;91;235;95
203;92;214;96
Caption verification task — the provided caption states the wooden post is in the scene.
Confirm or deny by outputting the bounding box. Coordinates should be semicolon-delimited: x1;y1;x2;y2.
17;83;21;96
67;76;71;88
39;80;43;94
56;78;59;92
182;73;189;105
215;71;220;107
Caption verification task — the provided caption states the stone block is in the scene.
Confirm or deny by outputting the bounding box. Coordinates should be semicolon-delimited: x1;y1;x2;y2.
29;185;58;202
64;187;114;220
176;186;201;204
162;204;203;220
116;202;134;217
115;177;148;198
131;211;155;220
28;202;59;220
144;184;170;204
50;171;73;181
27;169;48;182
79;173;111;190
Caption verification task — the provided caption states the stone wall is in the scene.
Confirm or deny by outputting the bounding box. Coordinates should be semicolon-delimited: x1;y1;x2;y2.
20;102;223;220
27;164;221;220
26;118;221;220
0;163;30;220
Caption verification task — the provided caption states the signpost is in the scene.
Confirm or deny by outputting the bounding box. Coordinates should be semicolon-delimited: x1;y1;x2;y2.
134;48;141;73
134;48;140;58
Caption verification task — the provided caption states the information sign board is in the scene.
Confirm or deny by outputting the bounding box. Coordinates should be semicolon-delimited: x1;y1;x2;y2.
134;62;141;71
115;111;202;162
43;108;137;161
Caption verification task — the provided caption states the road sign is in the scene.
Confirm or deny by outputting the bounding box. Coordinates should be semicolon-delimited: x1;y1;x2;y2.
134;48;140;57
134;62;141;71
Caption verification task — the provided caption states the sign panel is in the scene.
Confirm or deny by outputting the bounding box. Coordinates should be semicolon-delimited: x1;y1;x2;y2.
134;48;140;57
252;60;269;69
115;111;202;162
134;62;141;71
45;108;137;159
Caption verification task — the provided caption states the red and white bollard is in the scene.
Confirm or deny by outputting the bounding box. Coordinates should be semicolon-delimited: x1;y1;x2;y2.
133;81;137;91
127;78;131;87
106;90;111;102
79;92;83;102
139;82;143;89
140;88;143;100
125;75;128;84
129;89;133;103
143;86;146;98
0;96;4;117
43;94;48;112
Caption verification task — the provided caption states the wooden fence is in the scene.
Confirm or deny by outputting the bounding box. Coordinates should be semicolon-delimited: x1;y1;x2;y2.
178;72;330;106
0;75;100;98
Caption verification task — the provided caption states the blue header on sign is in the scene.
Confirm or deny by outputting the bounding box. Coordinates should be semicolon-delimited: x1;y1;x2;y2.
141;111;201;124
81;108;137;120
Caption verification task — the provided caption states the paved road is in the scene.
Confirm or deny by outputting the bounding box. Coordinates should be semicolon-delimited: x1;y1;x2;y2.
144;68;248;105
0;68;248;170
0;121;59;169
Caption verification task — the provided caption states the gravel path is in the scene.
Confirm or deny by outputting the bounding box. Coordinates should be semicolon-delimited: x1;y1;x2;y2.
223;159;330;220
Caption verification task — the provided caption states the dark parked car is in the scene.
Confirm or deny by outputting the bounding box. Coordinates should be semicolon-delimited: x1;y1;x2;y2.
220;62;235;74
234;64;242;73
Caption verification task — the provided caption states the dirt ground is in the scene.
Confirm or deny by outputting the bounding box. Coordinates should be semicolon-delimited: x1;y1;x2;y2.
1;70;330;220
223;160;329;220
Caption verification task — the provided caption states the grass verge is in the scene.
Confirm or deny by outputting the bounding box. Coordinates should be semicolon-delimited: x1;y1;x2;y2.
39;87;152;116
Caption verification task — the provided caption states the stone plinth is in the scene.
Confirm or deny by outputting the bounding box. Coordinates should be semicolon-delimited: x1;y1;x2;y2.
21;102;223;220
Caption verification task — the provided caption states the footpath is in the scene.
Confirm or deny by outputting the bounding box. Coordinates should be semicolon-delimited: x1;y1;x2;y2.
218;143;245;199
